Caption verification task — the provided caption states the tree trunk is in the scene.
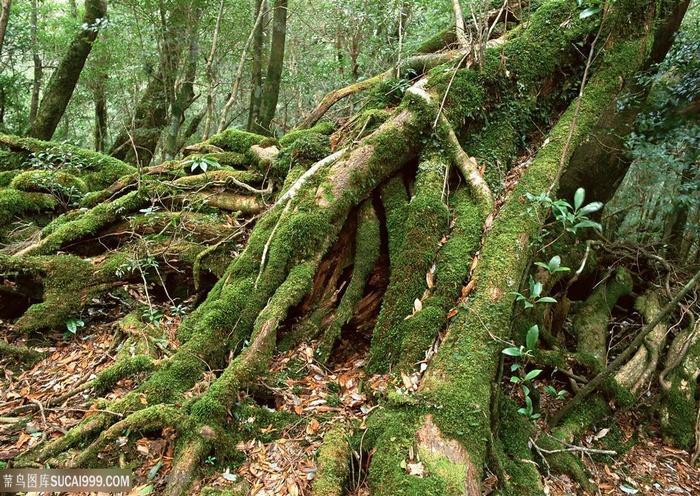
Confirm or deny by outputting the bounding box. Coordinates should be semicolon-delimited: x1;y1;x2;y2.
108;71;169;166
0;0;11;57
93;73;108;152
164;10;199;160
246;0;266;133
27;0;107;141
28;0;42;128
253;0;288;136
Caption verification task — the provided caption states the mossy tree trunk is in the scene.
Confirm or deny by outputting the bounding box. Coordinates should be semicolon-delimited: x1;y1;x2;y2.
252;0;288;136
108;70;169;166
27;0;107;141
2;1;693;495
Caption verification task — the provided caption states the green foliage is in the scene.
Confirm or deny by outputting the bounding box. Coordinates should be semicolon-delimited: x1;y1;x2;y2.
511;276;559;309
184;156;221;174
65;317;85;335
527;187;603;234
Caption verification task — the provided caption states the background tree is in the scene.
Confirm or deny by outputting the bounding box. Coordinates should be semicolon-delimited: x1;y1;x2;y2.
28;0;108;140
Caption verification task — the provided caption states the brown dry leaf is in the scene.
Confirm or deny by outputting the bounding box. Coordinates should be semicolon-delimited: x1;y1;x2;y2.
446;308;459;319
306;419;320;435
461;278;478;298
14;432;30;449
426;270;434;289
413;298;423;313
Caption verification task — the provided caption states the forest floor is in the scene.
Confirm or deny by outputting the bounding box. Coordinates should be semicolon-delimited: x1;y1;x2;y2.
1;316;699;496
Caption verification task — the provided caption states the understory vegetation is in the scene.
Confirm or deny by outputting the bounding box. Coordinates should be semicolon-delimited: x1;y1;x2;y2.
1;0;699;495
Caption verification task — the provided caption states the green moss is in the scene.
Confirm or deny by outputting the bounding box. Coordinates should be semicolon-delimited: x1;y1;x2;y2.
93;355;155;394
279;121;335;148
368;158;449;372
203;152;247;168
0;189;59;226
312;426;350;496
427;70;484;127
0;170;20;186
11;169;88;200
27;189;150;256
289;133;331;164
207;129;267;153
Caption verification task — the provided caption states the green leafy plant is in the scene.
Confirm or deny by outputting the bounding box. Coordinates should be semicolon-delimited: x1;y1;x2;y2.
512;276;559;309
526;187;603;235
184;156;220;174
534;255;570;274
65;317;85;335
141;307;163;327
503;325;543;419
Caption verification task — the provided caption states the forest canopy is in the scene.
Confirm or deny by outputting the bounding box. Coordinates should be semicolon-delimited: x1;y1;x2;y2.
0;0;699;495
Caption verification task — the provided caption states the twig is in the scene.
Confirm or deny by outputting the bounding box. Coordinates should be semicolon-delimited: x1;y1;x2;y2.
551;267;700;426
531;436;617;456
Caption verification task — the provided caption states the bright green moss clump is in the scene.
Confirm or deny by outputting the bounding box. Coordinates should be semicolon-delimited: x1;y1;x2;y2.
11;170;88;199
207;129;268;153
0;189;59;226
279;121;335;148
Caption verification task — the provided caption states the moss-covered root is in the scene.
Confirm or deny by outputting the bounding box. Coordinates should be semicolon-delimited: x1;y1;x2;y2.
17;189;151;256
615;290;668;393
164;435;210;496
574;268;633;362
316;200;380;362
367;158;449;371
365;408;475;496
23;413;114;465
396;188;485;372
0;340;45;368
660;319;700;449
70;406;186;468
190;260;319;425
312;425;351;496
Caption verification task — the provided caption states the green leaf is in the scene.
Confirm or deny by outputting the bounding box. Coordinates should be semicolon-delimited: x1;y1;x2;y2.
524;369;543;381
510;376;521;383
526;325;539;350
531;281;543;298
510;363;521;372
579;6;600;19
536;296;558;304
502;347;523;357
521;385;530;396
578;202;603;215
573;219;602;232
548;255;561;272
574;188;585;210
148;460;163;481
65;318;84;334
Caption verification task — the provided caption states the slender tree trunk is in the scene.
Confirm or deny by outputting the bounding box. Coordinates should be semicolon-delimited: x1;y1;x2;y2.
28;0;42;128
27;0;108;141
0;0;11;57
246;0;265;133
216;0;265;133
108;71;169;166
202;0;225;140
164;13;198;160
253;0;288;136
93;73;108;152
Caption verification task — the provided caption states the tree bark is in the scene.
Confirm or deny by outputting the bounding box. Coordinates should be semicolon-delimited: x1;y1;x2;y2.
246;0;266;133
28;0;42;128
253;0;288;136
0;0;12;57
27;0;108;141
108;71;169;166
